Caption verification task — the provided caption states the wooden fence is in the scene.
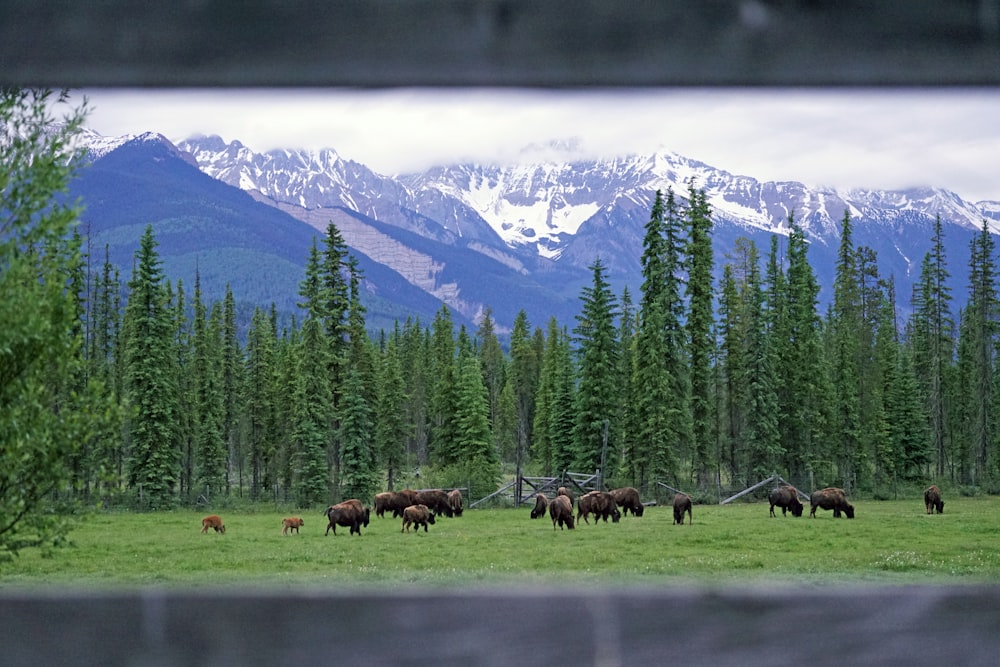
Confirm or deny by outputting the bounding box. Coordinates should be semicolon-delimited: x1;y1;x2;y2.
3;586;999;665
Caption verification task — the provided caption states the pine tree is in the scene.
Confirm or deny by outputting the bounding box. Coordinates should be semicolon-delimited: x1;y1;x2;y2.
244;306;277;500
338;366;379;501
220;285;242;496
774;216;828;485
123;225;179;509
291;242;333;506
453;350;501;498
573;257;619;476
429;305;459;466
508;310;538;483
686;186;715;489
909;215;954;478
633;190;685;489
375;329;407;490
477;308;506;457
829;211;864;491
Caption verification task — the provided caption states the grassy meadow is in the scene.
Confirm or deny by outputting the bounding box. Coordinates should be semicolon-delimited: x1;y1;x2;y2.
2;495;999;590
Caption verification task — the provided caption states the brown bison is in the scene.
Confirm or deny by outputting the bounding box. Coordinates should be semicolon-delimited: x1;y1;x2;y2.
374;489;418;518
401;504;436;533
530;494;549;519
416;489;453;517
924;485;944;514
673;493;692;525
809;487;855;519
577;491;621;525
325;499;371;535
549;494;575;530
769;486;804;517
201;515;226;534
557;486;574;508
447;489;464;517
609;487;644;517
281;517;304;535
373;492;395;518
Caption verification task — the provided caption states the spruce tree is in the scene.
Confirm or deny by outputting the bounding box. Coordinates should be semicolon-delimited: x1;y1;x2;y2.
509;310;538;484
830;211;864;491
572;257;619;476
338;366;379;501
375;330;407;490
123;225;179;509
909;215;954;478
453;350;501;498
244;306;277;500
686;186;715;489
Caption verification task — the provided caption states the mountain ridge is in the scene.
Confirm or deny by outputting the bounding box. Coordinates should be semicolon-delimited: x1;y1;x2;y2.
78;131;999;331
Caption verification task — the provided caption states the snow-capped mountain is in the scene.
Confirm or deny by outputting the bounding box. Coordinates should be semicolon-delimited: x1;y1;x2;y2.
78;130;1000;330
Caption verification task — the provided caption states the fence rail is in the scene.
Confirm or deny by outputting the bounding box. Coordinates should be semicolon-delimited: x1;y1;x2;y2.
3;586;999;665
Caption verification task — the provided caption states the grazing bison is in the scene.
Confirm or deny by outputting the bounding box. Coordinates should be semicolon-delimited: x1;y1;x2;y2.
401;504;436;533
549;494;575;530
809;487;855;519
281;517;304;535
557;486;574;508
769;486;804;517
609;487;644;517
416;489;453;517
924;485;944;514
447;489;464;517
325;499;371;535
577;491;621;525
530;494;549;519
673;493;692;525
201;515;226;534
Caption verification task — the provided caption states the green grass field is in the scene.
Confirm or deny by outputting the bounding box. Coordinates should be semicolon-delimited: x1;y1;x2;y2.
2;496;998;590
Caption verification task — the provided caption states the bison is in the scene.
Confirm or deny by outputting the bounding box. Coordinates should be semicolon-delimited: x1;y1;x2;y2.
447;489;464;517
325;499;371;535
577;491;621;525
374;492;394;518
673;493;692;525
768;486;804;517
809;487;855;519
609;487;644;517
549;494;575;530
374;489;418;518
281;517;304;535
557;486;574;509
416;489;453;517
201;515;225;534
530;494;549;519
401;504;436;533
924;485;944;514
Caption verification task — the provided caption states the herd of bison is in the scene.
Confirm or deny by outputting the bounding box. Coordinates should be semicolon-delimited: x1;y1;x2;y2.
199;484;947;536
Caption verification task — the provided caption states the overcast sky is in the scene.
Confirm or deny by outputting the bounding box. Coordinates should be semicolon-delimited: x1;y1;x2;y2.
80;87;1000;202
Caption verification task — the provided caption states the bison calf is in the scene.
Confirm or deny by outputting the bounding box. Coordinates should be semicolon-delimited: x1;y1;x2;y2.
402;504;436;532
924;485;944;514
281;517;304;535
809;487;855;519
769;486;804;517
201;515;225;534
673;493;692;525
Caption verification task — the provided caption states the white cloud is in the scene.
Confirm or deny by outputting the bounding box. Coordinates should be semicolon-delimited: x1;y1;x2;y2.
80;87;1000;202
